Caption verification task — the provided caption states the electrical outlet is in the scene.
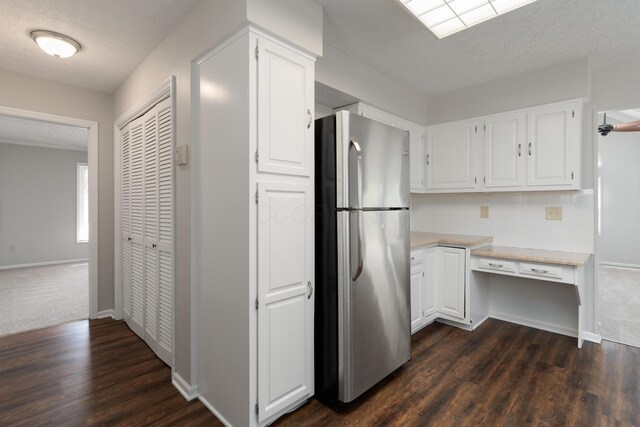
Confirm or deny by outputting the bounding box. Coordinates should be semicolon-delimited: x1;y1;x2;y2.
480;206;489;218
545;207;563;221
9;244;15;252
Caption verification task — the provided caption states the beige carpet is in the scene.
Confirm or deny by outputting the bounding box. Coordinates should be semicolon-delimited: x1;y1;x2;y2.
0;262;88;336
599;265;640;348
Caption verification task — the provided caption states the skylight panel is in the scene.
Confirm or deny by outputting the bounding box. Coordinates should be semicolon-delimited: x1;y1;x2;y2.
399;0;537;39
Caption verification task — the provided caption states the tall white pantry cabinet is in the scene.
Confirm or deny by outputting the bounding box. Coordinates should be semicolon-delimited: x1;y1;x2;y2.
195;27;315;427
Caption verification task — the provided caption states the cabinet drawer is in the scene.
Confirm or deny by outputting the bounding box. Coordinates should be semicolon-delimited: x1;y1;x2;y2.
477;257;516;273
519;262;564;280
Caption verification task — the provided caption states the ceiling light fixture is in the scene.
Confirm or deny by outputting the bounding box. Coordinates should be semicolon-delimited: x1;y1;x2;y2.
397;0;538;39
30;30;82;58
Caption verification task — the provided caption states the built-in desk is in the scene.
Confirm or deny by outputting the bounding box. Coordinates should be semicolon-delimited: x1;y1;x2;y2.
470;246;593;348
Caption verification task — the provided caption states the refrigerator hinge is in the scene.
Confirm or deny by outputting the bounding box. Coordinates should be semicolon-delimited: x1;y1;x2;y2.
255;402;259;414
255;297;259;310
255;150;259;163
255;191;259;204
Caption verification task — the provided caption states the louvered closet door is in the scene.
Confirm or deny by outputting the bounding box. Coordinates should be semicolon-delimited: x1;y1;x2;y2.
143;107;159;355
154;99;174;365
128;120;146;338
121;126;132;322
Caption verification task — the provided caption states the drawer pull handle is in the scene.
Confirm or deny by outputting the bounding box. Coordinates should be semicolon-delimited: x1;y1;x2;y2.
488;263;503;268
530;268;549;274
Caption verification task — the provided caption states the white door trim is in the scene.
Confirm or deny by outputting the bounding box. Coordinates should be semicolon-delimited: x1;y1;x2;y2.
113;76;176;365
0;105;99;319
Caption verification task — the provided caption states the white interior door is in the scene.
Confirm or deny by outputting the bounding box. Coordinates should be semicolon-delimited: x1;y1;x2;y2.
257;181;313;422
121;126;132;322
120;97;174;367
257;37;314;177
129;120;146;338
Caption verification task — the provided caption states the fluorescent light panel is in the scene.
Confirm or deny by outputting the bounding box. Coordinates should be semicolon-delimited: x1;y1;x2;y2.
400;0;537;38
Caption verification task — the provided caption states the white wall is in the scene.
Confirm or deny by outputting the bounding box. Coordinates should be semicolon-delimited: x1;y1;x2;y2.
0;69;113;311
316;45;428;126
411;191;594;253
314;102;333;119
113;0;322;388
0;143;88;266
598;118;640;266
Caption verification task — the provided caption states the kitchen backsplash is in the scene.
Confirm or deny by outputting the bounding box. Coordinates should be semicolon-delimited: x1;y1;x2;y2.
411;190;594;253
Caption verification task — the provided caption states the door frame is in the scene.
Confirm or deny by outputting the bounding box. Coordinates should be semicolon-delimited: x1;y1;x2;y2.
0;105;99;319
113;76;176;358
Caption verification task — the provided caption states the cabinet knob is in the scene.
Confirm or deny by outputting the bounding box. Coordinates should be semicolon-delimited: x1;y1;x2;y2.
307;281;313;299
426;154;430;165
152;243;157;249
127;237;132;241
307;109;312;129
528;142;532;156
518;143;522;157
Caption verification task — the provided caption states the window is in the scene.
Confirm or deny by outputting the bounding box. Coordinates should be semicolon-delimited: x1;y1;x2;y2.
77;163;89;243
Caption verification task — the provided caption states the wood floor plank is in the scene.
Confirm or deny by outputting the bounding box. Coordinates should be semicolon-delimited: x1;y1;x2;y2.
1;317;639;426
0;318;222;426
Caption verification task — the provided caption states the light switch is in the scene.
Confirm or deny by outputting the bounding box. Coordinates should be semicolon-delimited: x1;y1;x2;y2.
545;207;563;221
175;145;189;166
480;206;489;218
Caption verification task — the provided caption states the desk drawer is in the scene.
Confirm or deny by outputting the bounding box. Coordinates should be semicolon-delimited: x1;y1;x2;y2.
477;257;516;273
519;262;564;280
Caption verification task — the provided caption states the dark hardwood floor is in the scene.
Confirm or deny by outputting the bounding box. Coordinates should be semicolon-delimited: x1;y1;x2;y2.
277;319;640;426
1;318;638;426
0;318;222;426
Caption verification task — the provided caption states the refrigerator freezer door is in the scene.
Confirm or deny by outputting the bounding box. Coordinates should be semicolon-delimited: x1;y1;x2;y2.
337;209;411;402
336;112;410;209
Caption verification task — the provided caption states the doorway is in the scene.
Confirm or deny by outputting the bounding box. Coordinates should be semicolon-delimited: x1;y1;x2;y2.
0;107;98;336
597;109;640;347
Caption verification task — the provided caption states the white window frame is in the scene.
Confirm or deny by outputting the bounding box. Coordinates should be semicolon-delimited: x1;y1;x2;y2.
76;162;89;243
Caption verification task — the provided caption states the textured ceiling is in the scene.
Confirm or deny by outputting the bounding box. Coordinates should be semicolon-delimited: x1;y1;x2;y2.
319;0;640;97
0;0;200;93
0;114;88;151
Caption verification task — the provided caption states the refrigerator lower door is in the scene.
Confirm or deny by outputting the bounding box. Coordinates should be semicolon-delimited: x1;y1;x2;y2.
337;209;410;402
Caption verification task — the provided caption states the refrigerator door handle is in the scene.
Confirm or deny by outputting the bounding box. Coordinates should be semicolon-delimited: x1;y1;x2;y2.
350;211;364;282
349;139;363;209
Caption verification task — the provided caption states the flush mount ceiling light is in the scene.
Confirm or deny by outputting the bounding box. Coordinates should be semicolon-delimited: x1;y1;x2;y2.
30;30;82;58
397;0;538;39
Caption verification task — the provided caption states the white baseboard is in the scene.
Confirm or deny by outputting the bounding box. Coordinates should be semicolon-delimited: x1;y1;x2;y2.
581;331;602;344
490;311;577;338
599;261;640;270
0;258;88;270
471;315;490;330
172;372;198;401
198;395;232;427
97;309;115;319
436;317;472;331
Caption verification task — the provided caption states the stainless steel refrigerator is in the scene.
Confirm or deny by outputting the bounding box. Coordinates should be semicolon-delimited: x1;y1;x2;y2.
315;110;411;404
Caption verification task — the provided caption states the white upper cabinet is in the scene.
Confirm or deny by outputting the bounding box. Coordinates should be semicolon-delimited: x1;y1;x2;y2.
527;102;580;188
426;119;478;190
257;37;314;177
398;118;425;191
484;112;526;188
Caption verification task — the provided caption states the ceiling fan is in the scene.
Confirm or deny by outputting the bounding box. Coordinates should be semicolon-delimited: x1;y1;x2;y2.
598;113;640;136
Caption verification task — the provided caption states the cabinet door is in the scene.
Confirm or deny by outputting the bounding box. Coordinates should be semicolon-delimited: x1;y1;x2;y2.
438;247;465;320
257;181;313;422
398;119;425;191
485;113;526;188
426;120;477;190
410;254;424;333
527;103;578;187
423;247;438;317
257;38;314;177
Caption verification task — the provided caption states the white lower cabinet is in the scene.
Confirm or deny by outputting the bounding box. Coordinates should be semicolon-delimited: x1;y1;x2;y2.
410;246;465;333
